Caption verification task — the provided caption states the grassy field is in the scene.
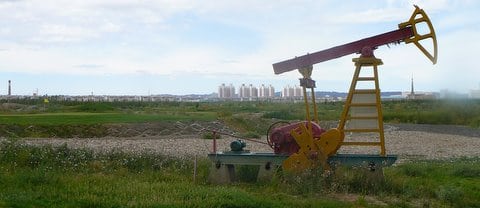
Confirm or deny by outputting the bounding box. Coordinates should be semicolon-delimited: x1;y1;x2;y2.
1;100;480;207
0;140;479;207
0;112;216;125
2;99;480;126
1;99;480;138
382;99;480;127
0;140;349;207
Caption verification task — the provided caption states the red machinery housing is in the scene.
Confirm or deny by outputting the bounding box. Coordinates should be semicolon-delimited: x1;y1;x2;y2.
268;122;325;155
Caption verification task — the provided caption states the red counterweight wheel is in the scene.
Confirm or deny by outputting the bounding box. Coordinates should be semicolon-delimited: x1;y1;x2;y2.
267;121;326;155
266;121;290;149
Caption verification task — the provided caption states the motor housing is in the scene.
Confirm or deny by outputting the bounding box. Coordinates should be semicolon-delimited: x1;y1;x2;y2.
230;139;246;152
269;121;325;155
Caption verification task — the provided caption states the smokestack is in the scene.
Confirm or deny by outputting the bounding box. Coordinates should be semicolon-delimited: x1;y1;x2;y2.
8;80;11;96
410;77;414;96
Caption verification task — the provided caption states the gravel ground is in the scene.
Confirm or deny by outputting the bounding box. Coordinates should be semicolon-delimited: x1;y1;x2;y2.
14;123;480;161
340;124;480;161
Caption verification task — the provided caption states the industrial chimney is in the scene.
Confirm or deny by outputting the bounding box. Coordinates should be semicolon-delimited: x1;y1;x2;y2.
8;80;11;96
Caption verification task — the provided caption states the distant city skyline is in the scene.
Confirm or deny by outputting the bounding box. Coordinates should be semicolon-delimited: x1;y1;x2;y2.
2;87;477;101
2;75;478;100
2;77;480;97
0;1;479;95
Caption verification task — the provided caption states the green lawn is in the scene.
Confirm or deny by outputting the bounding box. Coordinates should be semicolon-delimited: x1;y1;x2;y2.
0;141;349;208
2;99;480;127
0;112;217;125
0;169;349;208
1;141;479;207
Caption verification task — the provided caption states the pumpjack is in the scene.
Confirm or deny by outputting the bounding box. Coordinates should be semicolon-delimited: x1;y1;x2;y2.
270;5;437;172
208;6;437;183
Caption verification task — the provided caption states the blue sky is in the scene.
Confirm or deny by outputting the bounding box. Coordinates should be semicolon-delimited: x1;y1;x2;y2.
0;0;479;95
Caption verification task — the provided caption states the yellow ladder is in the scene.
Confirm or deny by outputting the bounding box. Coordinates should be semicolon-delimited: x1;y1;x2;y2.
338;56;386;156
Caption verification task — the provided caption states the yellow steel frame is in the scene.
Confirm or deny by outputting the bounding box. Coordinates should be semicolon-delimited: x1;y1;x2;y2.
338;57;386;156
399;5;438;64
282;67;342;172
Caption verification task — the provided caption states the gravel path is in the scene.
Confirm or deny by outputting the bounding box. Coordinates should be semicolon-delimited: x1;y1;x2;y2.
17;124;480;161
392;123;480;138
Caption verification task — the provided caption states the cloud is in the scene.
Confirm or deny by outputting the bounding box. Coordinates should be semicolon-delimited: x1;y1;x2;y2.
33;24;99;43
0;0;477;94
331;8;408;24
73;64;104;69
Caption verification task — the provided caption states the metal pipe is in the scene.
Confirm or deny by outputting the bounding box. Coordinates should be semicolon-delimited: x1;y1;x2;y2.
213;131;217;153
310;87;319;124
204;128;269;145
302;86;313;131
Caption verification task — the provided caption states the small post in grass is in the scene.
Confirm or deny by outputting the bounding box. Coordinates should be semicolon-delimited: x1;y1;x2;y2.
193;155;197;183
212;131;217;153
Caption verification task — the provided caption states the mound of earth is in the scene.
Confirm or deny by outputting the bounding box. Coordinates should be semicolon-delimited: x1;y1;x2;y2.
105;121;235;137
0;121;236;138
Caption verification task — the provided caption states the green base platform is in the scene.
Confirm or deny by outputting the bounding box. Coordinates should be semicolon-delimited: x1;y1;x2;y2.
208;152;397;184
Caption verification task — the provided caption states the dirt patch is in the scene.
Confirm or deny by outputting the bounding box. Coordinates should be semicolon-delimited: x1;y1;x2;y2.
0;121;235;138
105;121;235;137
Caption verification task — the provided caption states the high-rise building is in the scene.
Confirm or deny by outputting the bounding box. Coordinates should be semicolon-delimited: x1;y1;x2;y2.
228;84;235;98
238;84;258;99
282;85;302;98
282;85;290;97
293;85;302;97
217;83;276;100
470;82;480;99
218;83;225;98
259;84;266;98
249;84;258;98
268;85;275;97
239;84;249;98
218;83;236;99
470;89;480;99
259;84;275;98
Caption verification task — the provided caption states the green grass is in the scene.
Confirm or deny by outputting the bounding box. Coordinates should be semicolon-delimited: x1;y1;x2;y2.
1;98;479;207
382;99;480;127
0;169;348;207
0;140;349;207
384;159;480;207
1;99;480;138
0;112;216;125
3;99;480;128
1;140;479;207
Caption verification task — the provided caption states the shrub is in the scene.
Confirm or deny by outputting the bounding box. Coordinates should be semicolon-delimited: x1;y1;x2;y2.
0;139;191;174
262;110;294;120
202;131;222;140
75;102;114;112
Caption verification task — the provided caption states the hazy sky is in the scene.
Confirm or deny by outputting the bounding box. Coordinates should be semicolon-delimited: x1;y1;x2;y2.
0;0;478;95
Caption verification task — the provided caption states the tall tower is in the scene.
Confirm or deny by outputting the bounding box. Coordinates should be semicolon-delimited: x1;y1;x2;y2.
8;80;11;96
410;76;414;97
